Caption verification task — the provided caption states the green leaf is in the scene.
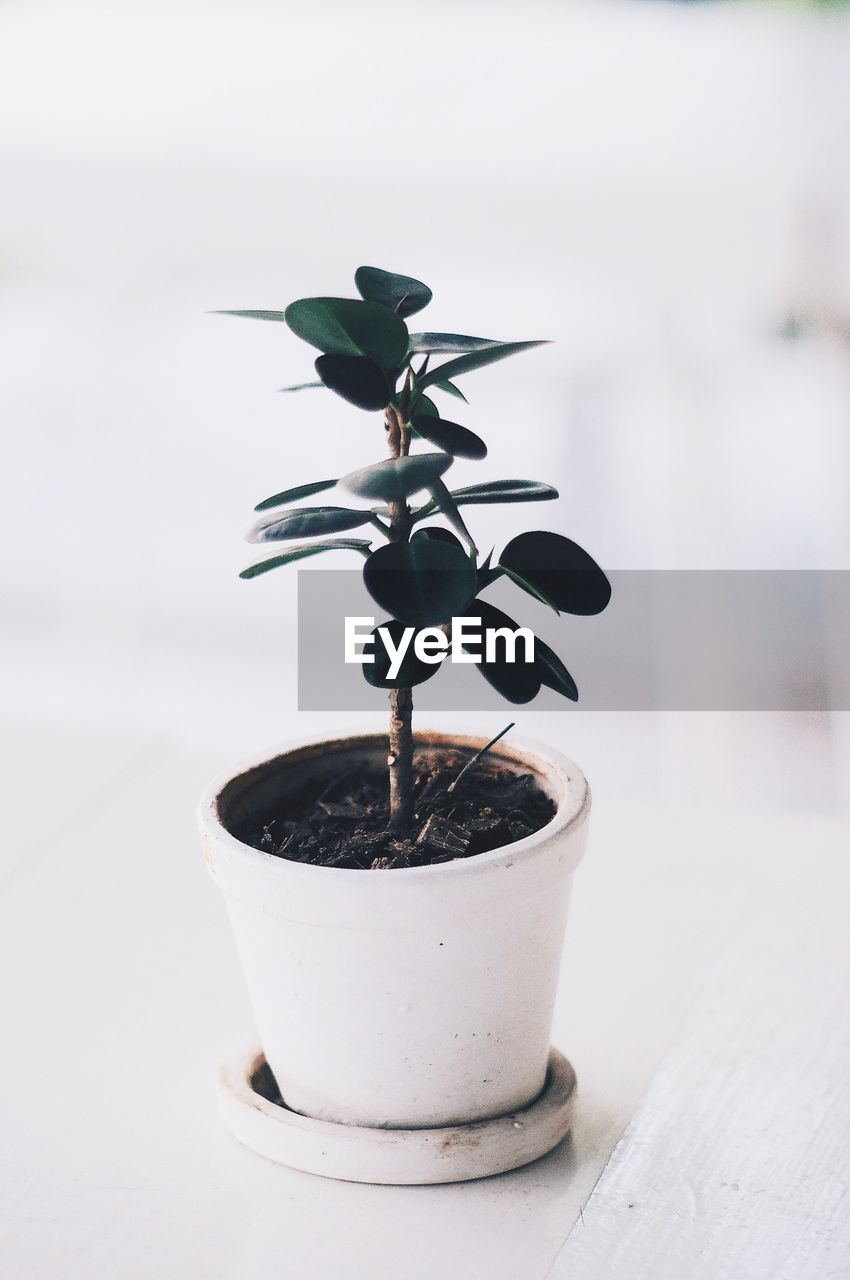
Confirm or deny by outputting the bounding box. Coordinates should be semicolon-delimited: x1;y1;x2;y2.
240;538;372;579
342;454;452;503
213;310;288;322
450;479;558;505
362;619;444;689
459;600;541;704
418;341;548;390
411;526;465;552
364;538;477;628
415;480;558;517
502;565;560;613
278;380;324;393
408;333;500;354
413;393;439;418
285;297;408;367
315;355;392;411
411;412;487;460
355;266;432;319
254;478;337;512
534;636;578;701
426;477;477;553
499;531;611;615
248;506;374;544
431;378;468;403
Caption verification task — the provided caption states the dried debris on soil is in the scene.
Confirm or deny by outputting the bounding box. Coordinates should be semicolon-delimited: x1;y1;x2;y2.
240;748;556;870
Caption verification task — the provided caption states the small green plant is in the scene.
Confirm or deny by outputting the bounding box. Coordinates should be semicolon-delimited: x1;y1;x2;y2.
221;266;610;829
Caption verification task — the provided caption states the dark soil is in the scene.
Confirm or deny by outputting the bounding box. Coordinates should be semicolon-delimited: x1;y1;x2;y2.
240;747;556;870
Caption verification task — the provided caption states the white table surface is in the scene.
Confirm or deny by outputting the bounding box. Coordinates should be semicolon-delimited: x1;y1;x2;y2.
2;710;847;1279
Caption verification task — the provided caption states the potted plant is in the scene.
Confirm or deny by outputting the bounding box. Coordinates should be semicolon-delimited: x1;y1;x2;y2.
199;266;611;1184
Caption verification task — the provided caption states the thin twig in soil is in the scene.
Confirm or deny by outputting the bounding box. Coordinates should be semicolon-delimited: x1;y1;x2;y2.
446;722;516;795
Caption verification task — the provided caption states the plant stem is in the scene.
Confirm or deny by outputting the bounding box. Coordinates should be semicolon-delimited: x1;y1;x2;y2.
388;685;413;828
385;403;414;828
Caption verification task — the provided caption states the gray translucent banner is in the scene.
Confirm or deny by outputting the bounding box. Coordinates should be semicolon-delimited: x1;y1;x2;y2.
297;570;850;711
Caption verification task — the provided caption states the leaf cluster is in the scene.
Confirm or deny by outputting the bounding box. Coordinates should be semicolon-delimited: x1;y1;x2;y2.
220;266;611;704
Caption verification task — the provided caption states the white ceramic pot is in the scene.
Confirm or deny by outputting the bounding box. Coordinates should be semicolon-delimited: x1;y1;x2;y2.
198;730;590;1130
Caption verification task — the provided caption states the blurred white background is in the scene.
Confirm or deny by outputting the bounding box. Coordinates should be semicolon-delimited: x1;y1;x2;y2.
2;0;849;754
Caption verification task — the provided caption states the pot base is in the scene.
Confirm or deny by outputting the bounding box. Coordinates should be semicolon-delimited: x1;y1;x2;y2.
217;1043;576;1185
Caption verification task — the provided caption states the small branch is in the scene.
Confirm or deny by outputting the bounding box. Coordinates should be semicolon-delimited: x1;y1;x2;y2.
369;513;391;536
385;402;414;829
385;406;402;456
447;723;516;794
478;562;504;589
409;498;437;522
388;687;414;828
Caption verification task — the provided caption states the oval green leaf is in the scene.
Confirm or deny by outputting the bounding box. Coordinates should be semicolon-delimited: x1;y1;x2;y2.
342;454;452;503
285;297;408;367
355;267;432;319
413;393;439;419
502;563;560;612
534;636;579;701
408;333;500;354
362;619;444;689
315;354;392;411
247;506;373;544
426;478;476;553
431;378;468;403
411;526;465;552
418;340;548;389
213;310;287;322
434;479;559;508
499;531;611;615
254;478;337;512
363;538;477;628
411;413;487;460
240;538;372;579
459;600;541;704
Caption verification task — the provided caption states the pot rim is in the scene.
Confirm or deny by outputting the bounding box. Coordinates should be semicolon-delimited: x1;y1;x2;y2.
198;728;590;885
